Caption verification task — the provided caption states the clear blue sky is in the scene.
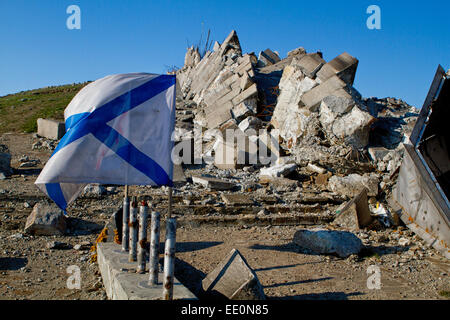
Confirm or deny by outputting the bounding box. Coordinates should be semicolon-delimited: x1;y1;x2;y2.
0;0;448;108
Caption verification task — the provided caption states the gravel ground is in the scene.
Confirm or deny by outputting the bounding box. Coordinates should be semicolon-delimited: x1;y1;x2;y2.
0;133;449;300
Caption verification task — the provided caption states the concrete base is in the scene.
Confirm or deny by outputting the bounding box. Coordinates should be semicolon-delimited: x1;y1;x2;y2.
97;242;197;300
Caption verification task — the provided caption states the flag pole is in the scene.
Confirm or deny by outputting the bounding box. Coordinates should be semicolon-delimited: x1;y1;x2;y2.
167;187;173;219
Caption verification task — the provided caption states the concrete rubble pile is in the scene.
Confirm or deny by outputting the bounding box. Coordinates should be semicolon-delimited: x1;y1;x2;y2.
175;30;420;229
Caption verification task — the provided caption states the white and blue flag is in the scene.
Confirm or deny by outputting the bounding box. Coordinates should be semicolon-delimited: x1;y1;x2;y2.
35;73;176;211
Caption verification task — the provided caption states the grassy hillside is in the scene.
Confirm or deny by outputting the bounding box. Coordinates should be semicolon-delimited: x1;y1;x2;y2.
0;83;89;134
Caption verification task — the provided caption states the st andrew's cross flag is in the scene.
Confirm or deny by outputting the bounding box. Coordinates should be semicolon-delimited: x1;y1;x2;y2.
35;73;176;211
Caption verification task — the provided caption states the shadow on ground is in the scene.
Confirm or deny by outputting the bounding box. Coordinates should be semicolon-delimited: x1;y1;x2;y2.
176;241;222;253
264;277;334;289
274;291;364;300
0;257;28;271
174;257;208;299
67;217;103;235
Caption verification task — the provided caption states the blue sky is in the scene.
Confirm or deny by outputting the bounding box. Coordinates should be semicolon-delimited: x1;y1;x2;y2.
0;0;448;108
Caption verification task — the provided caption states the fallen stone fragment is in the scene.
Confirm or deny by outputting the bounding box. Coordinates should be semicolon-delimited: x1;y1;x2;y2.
259;163;297;178
47;241;71;250
332;189;373;230
25;203;67;236
316;52;359;86
82;184;106;196
259;176;299;189
221;193;254;206
192;175;236;190
19;160;40;168
328;174;379;198
202;248;266;300
37;118;65;140
238;116;263;134
293;228;363;258
300;75;349;111
297;53;326;78
306;163;327;174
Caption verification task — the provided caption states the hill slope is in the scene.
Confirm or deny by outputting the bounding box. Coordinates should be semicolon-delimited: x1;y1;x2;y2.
0;83;89;134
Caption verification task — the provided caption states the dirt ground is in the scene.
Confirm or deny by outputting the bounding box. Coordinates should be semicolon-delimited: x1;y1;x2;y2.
0;133;449;300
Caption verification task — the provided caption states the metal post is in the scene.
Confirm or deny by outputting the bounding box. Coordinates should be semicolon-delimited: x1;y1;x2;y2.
137;200;148;274
121;194;130;252
167;187;173;219
148;211;161;285
129;197;138;262
163;217;176;300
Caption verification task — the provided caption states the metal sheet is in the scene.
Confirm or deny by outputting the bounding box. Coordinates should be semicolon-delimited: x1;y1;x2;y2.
410;65;446;146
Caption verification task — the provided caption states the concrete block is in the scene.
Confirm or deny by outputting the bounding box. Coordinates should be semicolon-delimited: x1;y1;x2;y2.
192;175;236;190
205;102;234;129
221;194;254;206
231;83;258;105
297;53;326;78
202;249;266;300
231;99;257;122
332;188;373;230
259;163;297;178
37;118;65;140
287;47;306;57
240;72;254;91
316;52;359;85
300;75;348;111
97;242;197;300
24;203;67;236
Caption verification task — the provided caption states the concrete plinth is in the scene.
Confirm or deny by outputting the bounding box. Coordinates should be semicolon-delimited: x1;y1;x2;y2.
97;242;197;300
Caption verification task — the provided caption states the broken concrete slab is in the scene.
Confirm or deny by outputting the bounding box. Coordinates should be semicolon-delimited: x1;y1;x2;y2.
297;53;326;78
293;228;363;258
316;52;359;86
259;176;299;189
202;248;266;300
300;75;349;111
37;118;65;140
221;193;254;206
332;188;373;230
259;163;297;178
97;242;197;300
257;49;281;68
328;174;379;198
192;175;236;190
231;99;257;122
24;203;67;236
306;163;327;174
287;47;306;58
238;116;263;134
329;106;375;149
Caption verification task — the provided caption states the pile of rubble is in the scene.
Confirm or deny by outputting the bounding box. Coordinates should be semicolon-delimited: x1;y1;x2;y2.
174;30;419;231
